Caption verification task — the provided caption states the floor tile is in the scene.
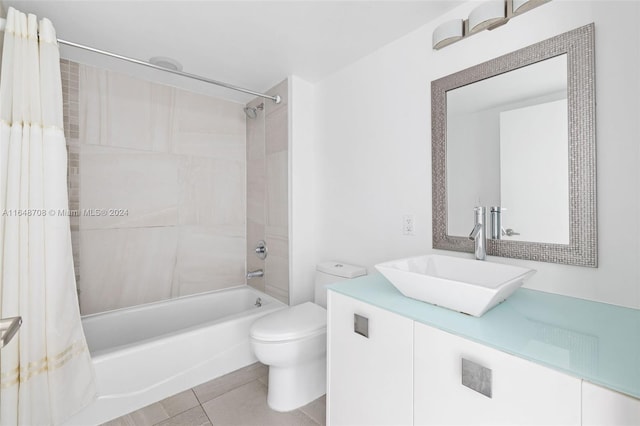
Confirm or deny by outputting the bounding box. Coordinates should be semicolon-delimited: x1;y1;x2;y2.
102;363;323;426
103;390;200;426
258;374;268;387
202;380;318;426
154;406;211;426
193;362;267;403
102;415;137;426
157;389;200;418
299;395;326;426
128;403;169;426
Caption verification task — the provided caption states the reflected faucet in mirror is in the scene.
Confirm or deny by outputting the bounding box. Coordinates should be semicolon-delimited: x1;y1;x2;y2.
490;206;520;239
490;206;503;239
468;206;486;260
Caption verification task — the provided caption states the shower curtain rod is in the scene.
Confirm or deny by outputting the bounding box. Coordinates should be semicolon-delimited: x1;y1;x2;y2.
0;17;282;104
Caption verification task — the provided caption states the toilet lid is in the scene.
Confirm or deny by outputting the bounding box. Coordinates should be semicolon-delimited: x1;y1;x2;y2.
250;302;327;342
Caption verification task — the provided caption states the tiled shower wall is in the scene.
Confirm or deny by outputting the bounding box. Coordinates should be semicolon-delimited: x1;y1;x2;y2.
61;59;81;286
246;80;290;304
62;60;249;315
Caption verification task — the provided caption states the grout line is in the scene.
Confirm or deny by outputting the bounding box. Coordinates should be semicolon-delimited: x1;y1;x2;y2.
201;403;214;426
194;375;254;406
193;363;266;405
299;409;322;426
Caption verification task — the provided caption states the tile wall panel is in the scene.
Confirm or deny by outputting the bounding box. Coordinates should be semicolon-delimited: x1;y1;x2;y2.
246;79;289;304
64;61;247;314
60;59;81;287
79;145;179;230
79;227;179;314
246;98;267;293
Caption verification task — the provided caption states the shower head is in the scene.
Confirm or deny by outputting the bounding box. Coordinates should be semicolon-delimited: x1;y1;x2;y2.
243;107;257;119
243;103;264;119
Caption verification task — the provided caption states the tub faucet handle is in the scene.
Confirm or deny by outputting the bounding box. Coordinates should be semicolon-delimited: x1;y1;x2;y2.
255;240;268;260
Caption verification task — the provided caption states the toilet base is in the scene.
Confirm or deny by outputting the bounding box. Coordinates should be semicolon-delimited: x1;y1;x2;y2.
266;356;326;412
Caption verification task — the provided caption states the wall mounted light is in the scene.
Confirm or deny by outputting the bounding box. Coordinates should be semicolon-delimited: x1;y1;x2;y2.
468;1;506;33
512;0;549;15
432;0;551;50
432;19;464;50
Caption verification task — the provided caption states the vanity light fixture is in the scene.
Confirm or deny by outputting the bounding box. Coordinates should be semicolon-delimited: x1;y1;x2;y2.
432;0;552;50
432;19;464;50
512;0;550;15
468;1;507;34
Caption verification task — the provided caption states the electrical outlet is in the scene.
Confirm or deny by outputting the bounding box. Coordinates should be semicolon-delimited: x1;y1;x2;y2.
402;214;415;236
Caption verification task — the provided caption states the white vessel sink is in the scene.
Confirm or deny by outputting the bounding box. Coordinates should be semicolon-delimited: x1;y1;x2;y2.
375;255;535;317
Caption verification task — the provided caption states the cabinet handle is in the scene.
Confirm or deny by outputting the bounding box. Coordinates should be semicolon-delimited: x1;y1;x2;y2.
354;314;369;338
461;358;492;398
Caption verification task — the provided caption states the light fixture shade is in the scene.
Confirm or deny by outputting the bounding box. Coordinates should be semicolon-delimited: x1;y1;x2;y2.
432;19;464;50
512;0;550;15
468;1;506;33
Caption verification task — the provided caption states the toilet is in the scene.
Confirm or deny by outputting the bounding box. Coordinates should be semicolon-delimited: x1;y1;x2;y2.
249;261;366;412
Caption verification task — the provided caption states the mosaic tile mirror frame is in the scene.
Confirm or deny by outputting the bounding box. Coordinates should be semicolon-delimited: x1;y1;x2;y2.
431;24;597;267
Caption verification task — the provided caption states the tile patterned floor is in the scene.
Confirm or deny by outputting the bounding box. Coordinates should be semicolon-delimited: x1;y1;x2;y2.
103;363;326;426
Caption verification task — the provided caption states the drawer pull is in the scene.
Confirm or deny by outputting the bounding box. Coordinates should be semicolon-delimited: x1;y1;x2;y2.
462;358;492;398
354;314;369;338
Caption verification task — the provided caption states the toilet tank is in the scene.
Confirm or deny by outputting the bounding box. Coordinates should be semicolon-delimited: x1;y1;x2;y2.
314;262;367;308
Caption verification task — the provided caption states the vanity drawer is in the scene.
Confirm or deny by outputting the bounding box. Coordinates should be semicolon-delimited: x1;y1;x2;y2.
582;381;640;425
327;291;413;426
413;322;581;425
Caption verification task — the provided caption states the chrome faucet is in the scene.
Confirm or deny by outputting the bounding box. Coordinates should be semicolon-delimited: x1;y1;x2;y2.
468;206;486;261
247;269;264;279
490;206;503;240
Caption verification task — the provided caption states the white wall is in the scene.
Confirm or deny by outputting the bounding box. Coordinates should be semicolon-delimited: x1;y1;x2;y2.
313;1;640;309
447;108;500;236
500;99;569;244
289;76;318;305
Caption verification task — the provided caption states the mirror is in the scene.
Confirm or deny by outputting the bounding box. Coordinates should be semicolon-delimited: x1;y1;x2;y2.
447;54;569;244
432;24;597;266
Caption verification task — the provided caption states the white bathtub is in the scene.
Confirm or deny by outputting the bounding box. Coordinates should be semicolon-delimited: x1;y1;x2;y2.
64;286;285;425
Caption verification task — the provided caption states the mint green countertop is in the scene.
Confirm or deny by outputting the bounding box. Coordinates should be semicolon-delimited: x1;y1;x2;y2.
328;274;640;399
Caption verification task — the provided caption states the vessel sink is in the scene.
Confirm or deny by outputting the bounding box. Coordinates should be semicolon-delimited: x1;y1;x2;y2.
375;255;535;317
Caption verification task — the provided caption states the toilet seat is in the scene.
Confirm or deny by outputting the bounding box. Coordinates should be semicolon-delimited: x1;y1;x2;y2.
250;302;327;343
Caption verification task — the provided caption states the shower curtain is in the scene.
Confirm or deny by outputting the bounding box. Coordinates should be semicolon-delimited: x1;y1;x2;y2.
0;7;96;425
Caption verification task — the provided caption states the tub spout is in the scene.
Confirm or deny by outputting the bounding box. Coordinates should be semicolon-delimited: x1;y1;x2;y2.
247;269;264;279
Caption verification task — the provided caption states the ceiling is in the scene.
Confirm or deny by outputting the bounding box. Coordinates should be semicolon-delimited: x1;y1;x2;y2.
1;0;462;103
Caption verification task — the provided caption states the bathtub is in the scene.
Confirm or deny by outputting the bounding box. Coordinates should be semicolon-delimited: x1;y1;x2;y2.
64;285;285;426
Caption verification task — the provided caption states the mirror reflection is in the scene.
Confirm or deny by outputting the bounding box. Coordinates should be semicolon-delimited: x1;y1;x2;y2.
446;54;569;244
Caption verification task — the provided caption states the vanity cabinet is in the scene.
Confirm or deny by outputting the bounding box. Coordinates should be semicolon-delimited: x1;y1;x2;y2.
413;322;581;425
327;289;640;426
327;291;414;426
582;381;640;425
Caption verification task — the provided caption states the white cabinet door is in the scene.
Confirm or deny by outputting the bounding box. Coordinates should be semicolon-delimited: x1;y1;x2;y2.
582;381;640;426
414;322;581;425
327;291;414;426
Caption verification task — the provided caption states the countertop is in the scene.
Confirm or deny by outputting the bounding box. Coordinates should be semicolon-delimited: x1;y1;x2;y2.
328;273;640;399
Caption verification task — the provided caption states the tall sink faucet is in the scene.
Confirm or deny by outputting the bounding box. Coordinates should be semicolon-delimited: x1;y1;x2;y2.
468;206;486;261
